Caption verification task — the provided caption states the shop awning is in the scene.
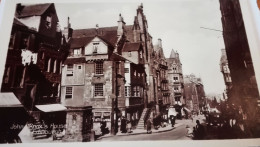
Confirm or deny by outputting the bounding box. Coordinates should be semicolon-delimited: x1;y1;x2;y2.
0;92;22;107
183;107;191;113
36;104;67;112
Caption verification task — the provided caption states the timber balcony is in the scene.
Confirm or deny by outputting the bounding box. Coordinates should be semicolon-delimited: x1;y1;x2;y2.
125;97;144;107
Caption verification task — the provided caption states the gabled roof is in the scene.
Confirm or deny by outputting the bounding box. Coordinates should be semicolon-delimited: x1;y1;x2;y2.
72;26;118;38
64;57;86;64
70;37;94;49
122;42;141;52
16;3;53;18
72;26;118;47
13;18;27;27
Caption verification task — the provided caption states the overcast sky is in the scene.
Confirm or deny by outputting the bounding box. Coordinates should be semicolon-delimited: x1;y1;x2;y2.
54;0;226;95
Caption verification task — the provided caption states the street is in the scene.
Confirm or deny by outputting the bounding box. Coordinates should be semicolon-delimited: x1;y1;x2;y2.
96;115;205;142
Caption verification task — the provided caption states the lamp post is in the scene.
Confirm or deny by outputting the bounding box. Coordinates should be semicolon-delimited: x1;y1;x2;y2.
110;61;120;135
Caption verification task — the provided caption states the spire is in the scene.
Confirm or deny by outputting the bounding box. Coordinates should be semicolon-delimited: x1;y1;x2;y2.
169;49;176;58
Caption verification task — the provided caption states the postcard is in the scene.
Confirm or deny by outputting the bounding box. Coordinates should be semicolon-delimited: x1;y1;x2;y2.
0;0;260;146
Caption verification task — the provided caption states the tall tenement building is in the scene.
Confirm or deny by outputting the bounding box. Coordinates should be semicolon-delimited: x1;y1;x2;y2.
166;50;185;115
219;0;260;137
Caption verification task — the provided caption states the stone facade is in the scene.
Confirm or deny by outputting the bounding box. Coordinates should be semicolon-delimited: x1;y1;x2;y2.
63;106;92;142
219;0;260;136
166;49;184;106
184;74;205;114
1;3;69;110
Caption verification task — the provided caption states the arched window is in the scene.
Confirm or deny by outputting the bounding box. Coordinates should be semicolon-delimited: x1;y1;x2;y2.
47;58;51;72
60;61;63;74
53;60;57;73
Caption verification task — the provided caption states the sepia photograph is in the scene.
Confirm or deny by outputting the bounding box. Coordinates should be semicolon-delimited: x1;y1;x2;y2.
0;0;260;146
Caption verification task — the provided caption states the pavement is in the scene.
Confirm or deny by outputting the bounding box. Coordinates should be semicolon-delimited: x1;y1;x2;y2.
18;115;206;142
97;122;184;140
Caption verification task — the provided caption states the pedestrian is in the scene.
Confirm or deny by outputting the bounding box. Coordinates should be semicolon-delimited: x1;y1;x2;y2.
146;118;152;134
126;120;132;133
195;120;205;140
170;115;175;127
100;118;107;135
120;116;127;133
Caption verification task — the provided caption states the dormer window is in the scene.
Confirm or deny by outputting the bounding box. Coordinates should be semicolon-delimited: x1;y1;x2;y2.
128;51;131;57
46;15;52;29
73;48;81;55
93;42;99;54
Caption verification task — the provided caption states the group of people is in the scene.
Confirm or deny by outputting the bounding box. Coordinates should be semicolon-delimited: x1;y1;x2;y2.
120;117;132;133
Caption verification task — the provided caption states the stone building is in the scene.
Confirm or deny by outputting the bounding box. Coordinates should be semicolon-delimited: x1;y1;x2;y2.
1;3;68;114
184;74;205;114
151;39;170;115
219;0;260;136
60;14;147;133
166;49;185;117
166;49;184;106
125;5;171;120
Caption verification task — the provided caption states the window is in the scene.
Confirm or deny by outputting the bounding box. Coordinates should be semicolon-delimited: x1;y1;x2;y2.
53;60;57;73
173;76;179;81
67;64;73;70
128;51;131;57
116;86;121;97
93;43;99;53
73;48;81;55
174;87;179;91
95;62;103;74
60;61;62;74
94;112;102;122
132;86;140;97
125;86;131;97
94;84;103;97
65;87;73;99
42;52;45;59
47;58;51;72
124;68;129;73
46;15;52;28
78;65;81;69
103;112;111;121
67;64;73;76
3;66;10;84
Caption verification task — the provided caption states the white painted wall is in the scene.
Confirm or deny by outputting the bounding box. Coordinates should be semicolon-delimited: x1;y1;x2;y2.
124;62;131;86
84;37;108;55
18;16;41;31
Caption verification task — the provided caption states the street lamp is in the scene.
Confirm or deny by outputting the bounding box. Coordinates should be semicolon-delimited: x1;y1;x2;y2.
110;61;120;135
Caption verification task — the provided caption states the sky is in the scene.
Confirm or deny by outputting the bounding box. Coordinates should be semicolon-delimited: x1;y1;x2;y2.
54;0;226;95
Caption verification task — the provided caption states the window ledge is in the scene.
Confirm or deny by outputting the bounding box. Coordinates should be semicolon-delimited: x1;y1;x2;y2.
94;74;104;77
91;97;105;101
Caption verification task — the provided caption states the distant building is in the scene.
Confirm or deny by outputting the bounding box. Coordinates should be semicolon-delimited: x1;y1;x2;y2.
219;48;232;99
152;39;170;115
184;74;205;113
166;49;184;106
